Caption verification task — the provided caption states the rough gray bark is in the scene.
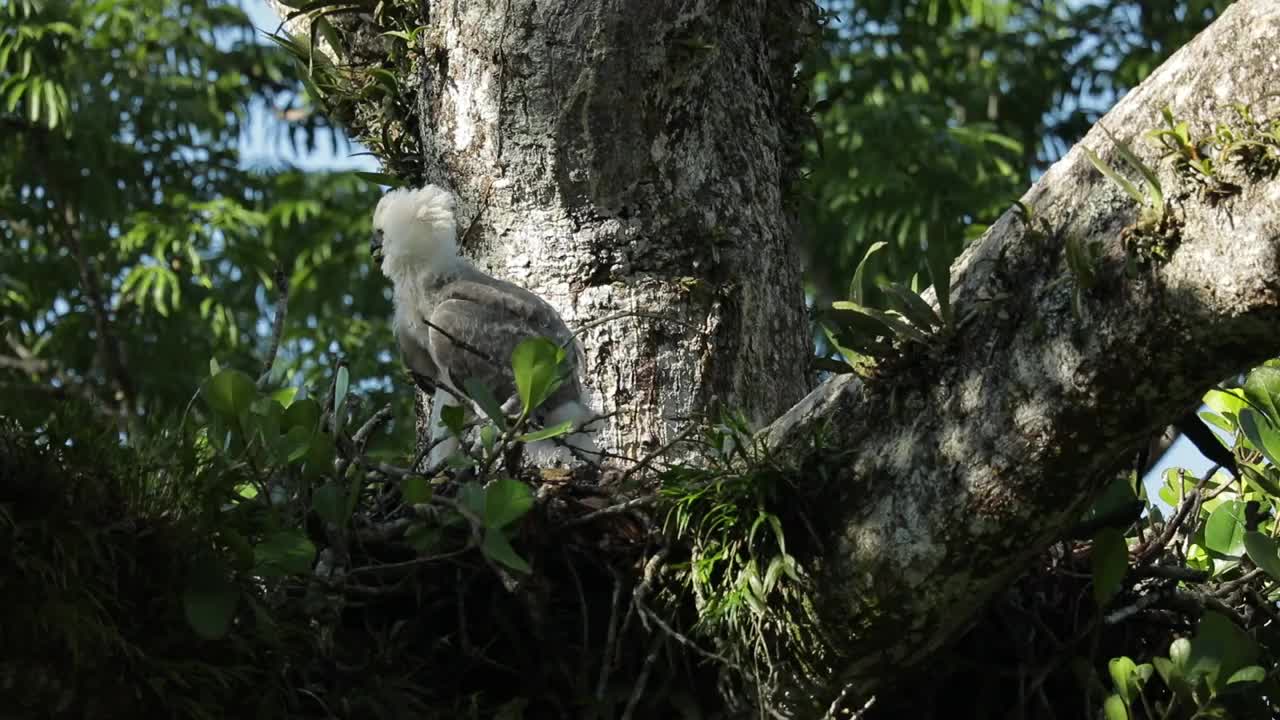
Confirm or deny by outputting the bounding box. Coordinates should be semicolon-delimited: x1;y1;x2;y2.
392;0;816;459
270;0;1280;702
763;0;1280;693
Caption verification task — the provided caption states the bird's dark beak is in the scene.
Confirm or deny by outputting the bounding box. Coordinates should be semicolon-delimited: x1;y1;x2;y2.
370;229;384;263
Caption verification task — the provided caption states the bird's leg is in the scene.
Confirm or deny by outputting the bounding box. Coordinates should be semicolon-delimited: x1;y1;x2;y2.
427;387;462;469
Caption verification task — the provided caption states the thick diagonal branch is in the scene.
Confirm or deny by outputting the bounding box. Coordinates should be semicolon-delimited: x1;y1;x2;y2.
762;0;1280;694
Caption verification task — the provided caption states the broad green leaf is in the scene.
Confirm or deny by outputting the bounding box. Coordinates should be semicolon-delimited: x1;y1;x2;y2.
284;398;322;431
1226;666;1266;685
482;529;531;573
1244;366;1280;423
1169;638;1192;671
312;482;347;526
1239;408;1280;467
511;337;566;415
458;481;486;521
303;434;335;479
274;425;312;465
271;386;298;407
463;379;508;429
440;404;466;436
183;556;239;640
1203;388;1247;419
253;530;316;577
1092;528;1128;607
1204;500;1246;557
209;357;221;376
518;420;574;443
1243;531;1280;581
1109;657;1138;704
402;475;432;505
1103;694;1128;720
1242;464;1280;499
1188;611;1259;690
484;478;534;529
204;368;257;418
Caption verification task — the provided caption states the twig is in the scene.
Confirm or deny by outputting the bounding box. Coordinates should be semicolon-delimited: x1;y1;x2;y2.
352;404;394;448
257;267;290;387
1132;565;1210;582
1136;468;1214;563
619;423;700;484
620;634;664;720
560;496;654;530
595;568;625;703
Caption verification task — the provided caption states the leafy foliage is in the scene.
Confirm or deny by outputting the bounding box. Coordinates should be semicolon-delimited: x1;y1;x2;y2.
0;0;404;442
803;0;1231;304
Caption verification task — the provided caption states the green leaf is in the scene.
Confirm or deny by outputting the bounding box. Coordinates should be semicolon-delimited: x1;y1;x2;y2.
1203;388;1247;419
271;386;299;407
1244;366;1280;424
312;482;347;526
183;556;239;640
1204;500;1247;557
879;282;943;330
1084;147;1146;206
352;171;404;187
518;420;574;443
1243;531;1280;581
511;337;566;415
203;368;257;418
333;365;350;434
253;530;316;577
831;301;931;344
1092;528;1128;607
440;403;466;436
284;398;322;431
1226;665;1266;685
1100;124;1163;210
849;241;887;304
458;482;486;520
1109;657;1138;704
924;233;952;326
1103;694;1128;720
482;529;531;573
1188;611;1259;690
209;357;221;376
463;379;508;429
402;475;432;505
1239;408;1280;467
484;478;534;529
274;425;312;465
303;433;334;479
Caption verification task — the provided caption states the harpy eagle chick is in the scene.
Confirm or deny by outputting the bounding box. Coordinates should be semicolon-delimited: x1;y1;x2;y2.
371;185;598;468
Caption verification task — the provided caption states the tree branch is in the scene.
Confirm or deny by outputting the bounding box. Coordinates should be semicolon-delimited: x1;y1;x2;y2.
761;0;1280;694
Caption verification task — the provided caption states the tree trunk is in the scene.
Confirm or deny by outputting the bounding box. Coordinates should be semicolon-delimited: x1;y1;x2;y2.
272;0;1280;703
394;0;816;458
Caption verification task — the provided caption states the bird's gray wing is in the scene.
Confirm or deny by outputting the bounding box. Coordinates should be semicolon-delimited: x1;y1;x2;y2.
423;273;579;407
